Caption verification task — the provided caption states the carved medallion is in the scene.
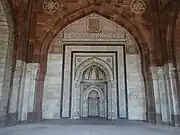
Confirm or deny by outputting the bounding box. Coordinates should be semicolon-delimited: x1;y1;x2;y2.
130;0;146;14
43;0;59;13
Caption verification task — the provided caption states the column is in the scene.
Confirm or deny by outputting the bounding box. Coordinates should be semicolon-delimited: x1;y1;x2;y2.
22;63;39;121
167;63;180;126
150;67;162;123
108;82;112;119
157;67;170;124
8;60;26;122
71;80;80;119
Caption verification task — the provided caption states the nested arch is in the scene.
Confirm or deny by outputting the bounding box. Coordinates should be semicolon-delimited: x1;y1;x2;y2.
75;57;113;81
84;85;104;101
38;4;150;88
36;4;151;119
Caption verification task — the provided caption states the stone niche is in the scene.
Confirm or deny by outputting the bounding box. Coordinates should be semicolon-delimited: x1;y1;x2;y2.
42;13;146;121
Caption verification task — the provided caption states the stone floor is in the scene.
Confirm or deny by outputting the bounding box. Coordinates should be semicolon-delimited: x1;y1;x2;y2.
0;120;180;135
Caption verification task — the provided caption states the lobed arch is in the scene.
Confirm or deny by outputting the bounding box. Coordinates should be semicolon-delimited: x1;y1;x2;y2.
75;57;113;81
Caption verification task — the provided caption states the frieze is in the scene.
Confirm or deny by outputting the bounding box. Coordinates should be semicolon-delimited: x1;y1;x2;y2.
63;32;127;40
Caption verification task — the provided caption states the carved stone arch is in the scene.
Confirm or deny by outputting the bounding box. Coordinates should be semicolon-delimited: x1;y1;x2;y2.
36;4;151;119
84;85;104;101
0;0;15;120
75;57;113;81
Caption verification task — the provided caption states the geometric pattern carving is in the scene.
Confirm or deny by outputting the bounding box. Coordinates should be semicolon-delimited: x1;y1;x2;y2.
130;0;146;14
88;18;101;33
43;0;59;13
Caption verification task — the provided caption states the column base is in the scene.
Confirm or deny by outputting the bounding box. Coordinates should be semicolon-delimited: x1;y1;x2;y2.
27;112;37;121
171;114;180;127
5;113;18;125
146;112;156;124
0;115;6;127
155;113;162;124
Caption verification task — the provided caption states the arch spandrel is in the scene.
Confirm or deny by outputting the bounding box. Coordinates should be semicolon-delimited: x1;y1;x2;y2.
39;5;149;56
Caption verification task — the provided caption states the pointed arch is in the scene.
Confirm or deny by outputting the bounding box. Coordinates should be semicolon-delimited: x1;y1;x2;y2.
84;85;104;101
75;57;113;81
40;5;149;56
36;4;151;119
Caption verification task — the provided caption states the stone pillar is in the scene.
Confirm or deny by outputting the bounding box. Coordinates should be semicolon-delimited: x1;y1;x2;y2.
157;67;170;124
104;83;107;118
111;81;117;119
107;82;112;119
8;61;39;121
71;80;81;119
8;60;25;122
150;66;172;124
17;62;27;121
151;67;162;123
19;63;39;121
99;100;104;117
80;83;83;118
167;63;180;126
82;99;88;117
144;71;155;124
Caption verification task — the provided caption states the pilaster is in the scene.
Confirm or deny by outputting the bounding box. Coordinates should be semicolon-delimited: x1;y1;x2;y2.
150;67;162;124
166;63;180;126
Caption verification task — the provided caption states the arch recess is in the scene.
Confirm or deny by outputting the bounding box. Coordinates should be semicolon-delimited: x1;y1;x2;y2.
75;57;113;81
83;85;104;101
36;4;151;120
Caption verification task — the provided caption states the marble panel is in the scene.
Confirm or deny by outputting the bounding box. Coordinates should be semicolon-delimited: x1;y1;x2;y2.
126;55;146;120
9;60;25;113
42;54;63;119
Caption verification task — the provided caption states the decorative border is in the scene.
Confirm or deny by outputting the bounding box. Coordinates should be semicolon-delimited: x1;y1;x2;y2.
60;44;128;119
